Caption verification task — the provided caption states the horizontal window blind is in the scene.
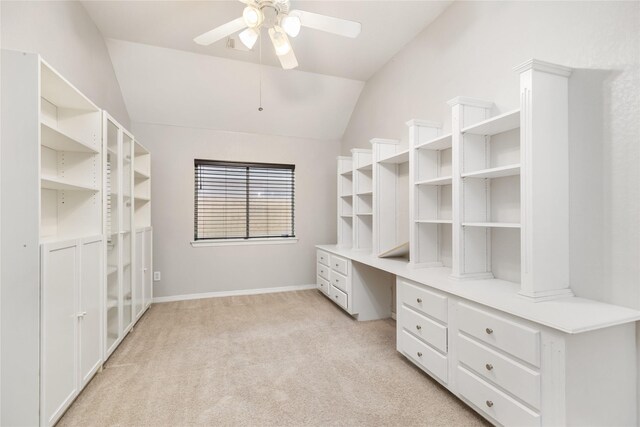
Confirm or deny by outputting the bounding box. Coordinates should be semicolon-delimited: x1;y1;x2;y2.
194;159;295;241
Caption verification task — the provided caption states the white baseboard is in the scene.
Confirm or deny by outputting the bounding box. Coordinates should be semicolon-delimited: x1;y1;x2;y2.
153;284;317;303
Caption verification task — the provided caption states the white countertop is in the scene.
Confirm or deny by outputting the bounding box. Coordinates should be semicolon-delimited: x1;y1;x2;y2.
317;244;640;334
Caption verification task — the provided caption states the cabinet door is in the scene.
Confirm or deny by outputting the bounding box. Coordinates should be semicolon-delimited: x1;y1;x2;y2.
41;240;79;426
79;237;103;387
143;229;153;308
134;230;144;318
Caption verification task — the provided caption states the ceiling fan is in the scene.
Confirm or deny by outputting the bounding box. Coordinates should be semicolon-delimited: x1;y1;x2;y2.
194;0;361;70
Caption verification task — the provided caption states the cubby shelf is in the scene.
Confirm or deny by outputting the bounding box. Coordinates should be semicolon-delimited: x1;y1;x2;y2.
415;219;453;224
41;60;97;111
415;176;453;186
340;170;353;176
356;191;373;196
134;196;150;204
356;212;373;216
379;149;410;164
462;164;520;179
462;222;521;228
41;123;98;153
356;163;373;171
461;109;520;136
340;214;353;218
107;265;117;276
415;133;452;151
341;194;353;198
134;169;150;180
41;176;99;192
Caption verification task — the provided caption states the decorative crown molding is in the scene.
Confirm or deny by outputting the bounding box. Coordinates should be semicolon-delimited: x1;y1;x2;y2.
513;59;572;77
446;96;493;108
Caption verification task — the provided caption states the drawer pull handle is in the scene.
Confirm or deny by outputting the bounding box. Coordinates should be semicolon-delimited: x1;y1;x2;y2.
416;325;422;330
485;327;493;335
485;363;493;371
486;400;494;408
417;352;422;357
416;298;422;303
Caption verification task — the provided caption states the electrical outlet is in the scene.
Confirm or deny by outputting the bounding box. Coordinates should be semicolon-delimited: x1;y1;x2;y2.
153;271;161;281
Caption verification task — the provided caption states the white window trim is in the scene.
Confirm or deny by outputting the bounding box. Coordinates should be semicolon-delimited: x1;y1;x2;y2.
191;237;298;248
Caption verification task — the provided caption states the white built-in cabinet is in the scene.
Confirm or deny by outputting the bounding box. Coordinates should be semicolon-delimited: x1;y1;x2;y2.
1;50;152;426
318;58;640;425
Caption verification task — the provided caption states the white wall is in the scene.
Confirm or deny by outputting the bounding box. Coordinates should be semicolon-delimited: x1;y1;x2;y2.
132;122;338;299
342;0;640;309
1;0;130;127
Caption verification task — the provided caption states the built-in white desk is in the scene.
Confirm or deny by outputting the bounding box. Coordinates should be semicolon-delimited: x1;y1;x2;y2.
315;244;640;426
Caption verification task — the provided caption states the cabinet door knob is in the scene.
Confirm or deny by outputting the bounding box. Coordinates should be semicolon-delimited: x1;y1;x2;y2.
485;363;493;371
77;311;87;318
417;352;422;357
416;298;422;303
486;400;494;408
485;327;493;334
416;325;422;330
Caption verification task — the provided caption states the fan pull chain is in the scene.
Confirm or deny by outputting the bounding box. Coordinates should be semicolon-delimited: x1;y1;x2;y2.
258;31;264;112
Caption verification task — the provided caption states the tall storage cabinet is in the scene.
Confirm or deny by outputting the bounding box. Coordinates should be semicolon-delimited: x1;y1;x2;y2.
1;50;103;427
134;141;153;318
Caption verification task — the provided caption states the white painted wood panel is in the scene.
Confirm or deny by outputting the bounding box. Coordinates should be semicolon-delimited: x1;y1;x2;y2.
79;238;103;387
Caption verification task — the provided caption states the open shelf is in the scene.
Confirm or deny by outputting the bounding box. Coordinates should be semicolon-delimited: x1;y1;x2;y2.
41;176;99;192
341;194;353;198
340;214;353;218
416;219;453;224
463;222;521;228
356;190;373;196
416;176;452;186
134;169;150;180
379;149;410;164
356;162;373;171
40;123;98;153
107;265;118;276
415;133;452;151
356;212;373;216
462;164;520;179
41;60;99;112
461;109;520;136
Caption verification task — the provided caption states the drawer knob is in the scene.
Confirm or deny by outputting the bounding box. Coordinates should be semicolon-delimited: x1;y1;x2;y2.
416;325;422;330
485;327;493;335
416;298;422;303
486;400;494;408
335;263;339;267
485;363;493;371
417;352;422;357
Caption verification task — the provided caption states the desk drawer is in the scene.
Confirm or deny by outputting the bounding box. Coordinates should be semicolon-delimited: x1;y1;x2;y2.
317;263;329;281
330;285;348;310
398;305;447;353
457;366;540;427
329;270;348;293
330;254;348;275
398;330;447;383
317;250;330;267
397;278;447;323
317;275;329;296
457;303;540;367
458;334;540;409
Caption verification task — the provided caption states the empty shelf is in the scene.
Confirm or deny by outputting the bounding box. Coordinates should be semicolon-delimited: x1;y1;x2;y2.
415;133;452;151
379;149;410;164
134;169;150;180
340;214;353;218
107;265;118;276
416;219;453;224
416;176;453;186
340;169;353;176
340;194;353;198
356;191;373;196
41;176;99;192
356;163;373;171
461;109;520;136
463;222;521;228
134;196;150;204
41;61;99;111
462;164;520;179
356;212;373;216
41;123;99;153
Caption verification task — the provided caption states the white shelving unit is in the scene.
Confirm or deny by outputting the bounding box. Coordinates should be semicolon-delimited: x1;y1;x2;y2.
1;50;104;427
351;149;373;251
134;141;151;229
337;156;353;247
371;138;410;258
409;120;453;268
133;141;153;320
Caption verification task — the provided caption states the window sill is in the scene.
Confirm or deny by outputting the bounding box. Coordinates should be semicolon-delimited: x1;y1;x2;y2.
191;237;298;248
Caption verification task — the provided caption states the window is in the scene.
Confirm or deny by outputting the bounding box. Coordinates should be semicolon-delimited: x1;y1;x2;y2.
194;159;295;242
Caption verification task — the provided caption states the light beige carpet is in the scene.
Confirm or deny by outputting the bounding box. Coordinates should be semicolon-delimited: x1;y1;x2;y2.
59;290;488;426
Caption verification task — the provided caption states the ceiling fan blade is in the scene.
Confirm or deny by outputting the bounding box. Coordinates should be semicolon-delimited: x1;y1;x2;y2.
194;17;247;46
290;10;361;38
277;47;299;70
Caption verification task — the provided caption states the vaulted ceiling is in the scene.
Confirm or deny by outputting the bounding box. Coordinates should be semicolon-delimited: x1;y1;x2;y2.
84;1;452;140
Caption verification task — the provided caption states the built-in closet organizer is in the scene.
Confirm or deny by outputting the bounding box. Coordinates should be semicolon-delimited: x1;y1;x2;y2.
315;58;640;426
1;50;152;427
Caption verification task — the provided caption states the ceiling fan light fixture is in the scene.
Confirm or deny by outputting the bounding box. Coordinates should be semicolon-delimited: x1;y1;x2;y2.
242;6;263;28
238;27;259;49
269;26;292;56
281;15;301;37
